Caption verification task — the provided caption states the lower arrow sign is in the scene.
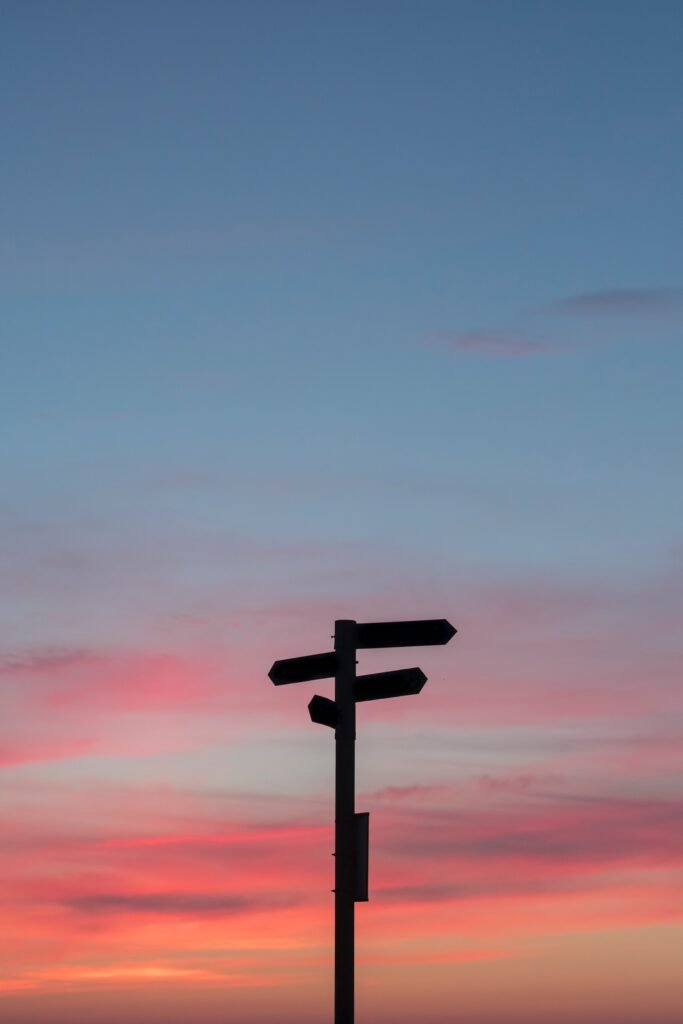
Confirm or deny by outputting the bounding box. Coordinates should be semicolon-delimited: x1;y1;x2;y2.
308;694;338;728
354;667;427;702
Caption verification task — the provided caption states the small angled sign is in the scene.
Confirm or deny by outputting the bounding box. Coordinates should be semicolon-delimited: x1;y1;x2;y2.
356;618;456;649
354;667;427;702
308;694;338;728
269;651;338;686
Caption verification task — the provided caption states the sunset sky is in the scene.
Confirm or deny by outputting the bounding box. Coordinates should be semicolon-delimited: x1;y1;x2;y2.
2;2;683;1022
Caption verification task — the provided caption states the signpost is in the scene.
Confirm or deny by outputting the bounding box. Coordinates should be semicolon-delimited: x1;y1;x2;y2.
268;618;456;1024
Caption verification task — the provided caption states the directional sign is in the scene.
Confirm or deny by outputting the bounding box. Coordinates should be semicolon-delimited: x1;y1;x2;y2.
354;667;427;702
269;651;338;686
308;694;338;728
356;618;456;649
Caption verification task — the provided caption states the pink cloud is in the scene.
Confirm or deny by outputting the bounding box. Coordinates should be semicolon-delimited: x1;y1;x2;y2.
362;784;450;802
1;647;223;714
0;738;97;767
477;773;562;795
400;567;683;727
65;891;303;917
6;781;682;911
2;774;682;1012
376;792;683;878
0;648;256;768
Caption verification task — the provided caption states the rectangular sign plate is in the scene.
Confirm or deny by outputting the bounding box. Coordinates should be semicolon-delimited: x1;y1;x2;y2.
354;812;369;902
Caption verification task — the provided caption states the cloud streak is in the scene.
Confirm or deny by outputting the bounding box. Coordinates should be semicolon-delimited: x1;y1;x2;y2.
382;793;683;876
0;739;96;767
0;647;222;713
66;891;302;916
435;284;683;360
0;648;95;676
551;287;683;317
434;330;553;357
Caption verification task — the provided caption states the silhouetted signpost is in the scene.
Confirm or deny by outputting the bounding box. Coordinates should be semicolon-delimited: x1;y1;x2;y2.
269;618;456;1024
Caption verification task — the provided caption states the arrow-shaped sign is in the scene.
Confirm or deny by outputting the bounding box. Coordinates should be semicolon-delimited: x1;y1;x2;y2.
269;651;338;686
354;667;427;702
356;618;456;649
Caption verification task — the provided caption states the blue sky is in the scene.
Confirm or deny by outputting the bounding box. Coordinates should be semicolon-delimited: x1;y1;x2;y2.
3;4;682;575
2;4;683;1022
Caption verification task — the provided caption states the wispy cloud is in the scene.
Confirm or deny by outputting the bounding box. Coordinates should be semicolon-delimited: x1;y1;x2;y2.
0;647;221;713
0;961;278;992
363;783;449;802
0;738;96;767
433;331;553;357
477;773;561;796
551;287;683;317
0;647;241;768
387;793;683;871
66;891;301;916
0;648;95;676
434;284;683;359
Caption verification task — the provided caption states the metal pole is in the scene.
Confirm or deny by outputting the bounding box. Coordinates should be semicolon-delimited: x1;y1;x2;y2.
334;619;356;1024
